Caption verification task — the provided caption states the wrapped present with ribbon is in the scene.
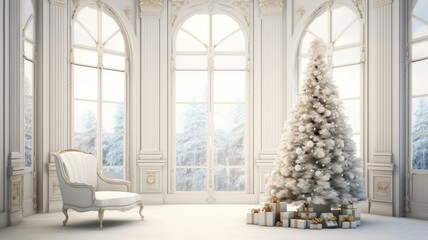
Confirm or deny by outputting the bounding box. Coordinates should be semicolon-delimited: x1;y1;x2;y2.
246;208;260;225
341;200;354;209
297;202;314;212
338;214;357;229
259;204;275;227
290;217;307;229
266;197;287;222
280;211;296;228
320;213;338;228
341;208;361;226
309;218;323;230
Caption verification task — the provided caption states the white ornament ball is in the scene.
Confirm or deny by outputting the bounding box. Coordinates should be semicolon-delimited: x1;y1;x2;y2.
318;151;325;158
315;170;322;177
299;126;305;132
338;156;345;162
306;141;314;148
295;165;302;172
325;110;331;117
296;148;303;155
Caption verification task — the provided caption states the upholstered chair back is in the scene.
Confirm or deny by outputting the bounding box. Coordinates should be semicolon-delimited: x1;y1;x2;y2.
59;151;98;187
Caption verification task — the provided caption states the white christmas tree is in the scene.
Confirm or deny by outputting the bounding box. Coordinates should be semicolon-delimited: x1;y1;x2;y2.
266;40;366;205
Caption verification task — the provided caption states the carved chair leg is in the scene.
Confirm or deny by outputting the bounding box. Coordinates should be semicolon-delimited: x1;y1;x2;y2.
138;203;144;221
62;207;69;226
98;209;105;230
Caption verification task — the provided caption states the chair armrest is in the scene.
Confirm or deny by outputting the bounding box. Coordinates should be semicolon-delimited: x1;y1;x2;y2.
97;172;131;192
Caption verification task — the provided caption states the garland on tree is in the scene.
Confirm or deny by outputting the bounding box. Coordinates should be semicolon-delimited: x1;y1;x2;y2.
266;40;366;205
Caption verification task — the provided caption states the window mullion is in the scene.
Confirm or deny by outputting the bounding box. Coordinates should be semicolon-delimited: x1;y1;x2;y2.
98;6;103;170
208;11;214;191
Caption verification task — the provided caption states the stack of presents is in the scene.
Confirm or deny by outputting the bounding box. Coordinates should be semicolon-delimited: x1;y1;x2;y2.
247;198;361;229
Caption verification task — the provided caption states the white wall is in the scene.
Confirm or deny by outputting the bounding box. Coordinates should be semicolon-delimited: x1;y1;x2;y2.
0;0;7;228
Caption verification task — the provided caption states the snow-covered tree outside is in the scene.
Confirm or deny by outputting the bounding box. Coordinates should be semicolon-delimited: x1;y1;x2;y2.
412;97;428;169
266;40;366;204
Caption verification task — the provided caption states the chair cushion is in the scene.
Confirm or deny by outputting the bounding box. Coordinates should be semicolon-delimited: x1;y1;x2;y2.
94;191;141;207
60;151;98;187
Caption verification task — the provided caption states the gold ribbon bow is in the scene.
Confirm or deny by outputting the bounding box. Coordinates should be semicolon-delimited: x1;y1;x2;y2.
348;200;354;205
262;203;272;212
311;218;323;224
270;197;280;203
251;208;260;214
343;214;355;222
270;197;281;221
324;216;337;222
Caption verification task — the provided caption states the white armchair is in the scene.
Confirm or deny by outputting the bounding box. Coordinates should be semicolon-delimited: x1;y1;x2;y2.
54;149;144;229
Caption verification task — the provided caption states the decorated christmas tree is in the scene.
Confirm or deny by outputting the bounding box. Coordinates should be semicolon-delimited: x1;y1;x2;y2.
266;40;366;205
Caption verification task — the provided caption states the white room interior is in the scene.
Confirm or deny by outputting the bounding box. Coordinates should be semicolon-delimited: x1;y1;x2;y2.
1;0;428;239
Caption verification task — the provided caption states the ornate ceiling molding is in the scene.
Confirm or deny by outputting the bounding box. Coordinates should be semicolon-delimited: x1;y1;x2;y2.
352;0;364;18
294;6;305;25
139;0;163;17
50;0;67;7
259;0;283;16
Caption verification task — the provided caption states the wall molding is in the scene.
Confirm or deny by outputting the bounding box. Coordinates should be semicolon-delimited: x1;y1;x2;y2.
259;0;283;16
139;0;163;17
373;0;392;8
49;0;67;7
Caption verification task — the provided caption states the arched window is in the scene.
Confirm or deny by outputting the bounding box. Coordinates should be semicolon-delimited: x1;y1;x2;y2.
23;0;35;168
173;13;248;192
72;3;128;179
410;0;428;170
298;4;363;157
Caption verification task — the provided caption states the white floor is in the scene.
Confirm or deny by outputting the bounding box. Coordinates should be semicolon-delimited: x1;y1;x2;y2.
1;205;428;240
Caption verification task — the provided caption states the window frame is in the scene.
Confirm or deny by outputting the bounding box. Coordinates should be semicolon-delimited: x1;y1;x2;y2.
169;6;252;194
70;1;131;179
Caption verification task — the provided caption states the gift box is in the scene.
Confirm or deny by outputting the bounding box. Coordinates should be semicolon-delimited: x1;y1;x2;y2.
281;211;296;220
341;208;361;218
341;221;357;229
266;197;287;222
259;204;275;227
297;202;315;212
331;209;341;217
246;208;260;224
309;218;323;230
282;219;290;227
341;200;354;209
338;215;356;228
290;219;307;229
320;213;338;228
298;212;317;219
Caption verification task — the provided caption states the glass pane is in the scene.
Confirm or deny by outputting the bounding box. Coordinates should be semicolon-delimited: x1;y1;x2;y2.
412;41;428;60
101;10;120;43
342;99;360;133
24;18;35;41
352;134;361;157
103;167;124;180
176;30;206;52
74;100;97;133
102;135;124;166
74;134;97;155
334;21;360;47
24;97;33;133
76;6;98;41
213;104;245;134
24;60;34;96
74;48;98;67
25;133;32;168
104;32;126;53
214;168;245;191
176;104;208;133
332;6;357;42
412;134;428;170
74;65;98;100
181;14;209;46
212;14;240;46
74;22;96;47
214;135;245;166
103;53;125;70
22;0;33;28
102;70;125;102
412;97;428;133
24;41;34;60
175;56;207;70
214;56;246;70
411;60;428;96
176;71;208;102
414;0;428;22
176;136;207;166
215;30;245;52
333;47;361;66
412;17;428;40
102;103;124;133
333;65;361;99
308;11;328;42
176;168;207;191
213;71;246;102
